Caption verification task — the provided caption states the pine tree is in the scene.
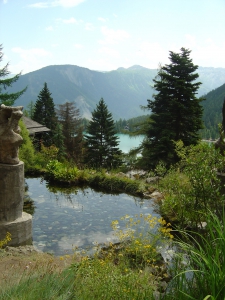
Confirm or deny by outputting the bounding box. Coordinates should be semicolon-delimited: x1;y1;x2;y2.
56;101;83;164
84;98;122;169
24;100;35;119
0;44;26;106
142;47;204;168
52;123;66;160
33;82;57;146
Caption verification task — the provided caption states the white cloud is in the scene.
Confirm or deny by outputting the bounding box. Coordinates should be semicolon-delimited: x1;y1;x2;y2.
136;39;225;69
12;47;50;58
99;26;130;45
86;58;118;71
184;34;197;48
3;0;8;4
99;47;120;58
62;17;78;24
52;0;85;7
85;23;94;31
28;0;85;8
28;2;49;8
192;40;225;67
11;47;51;74
98;17;107;22
73;43;83;49
136;42;169;68
46;26;53;31
56;17;83;24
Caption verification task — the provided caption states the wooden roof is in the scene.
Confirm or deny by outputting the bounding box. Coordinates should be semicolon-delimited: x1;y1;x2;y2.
22;116;51;135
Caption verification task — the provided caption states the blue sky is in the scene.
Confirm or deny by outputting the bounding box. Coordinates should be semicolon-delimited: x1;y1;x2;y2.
1;0;225;75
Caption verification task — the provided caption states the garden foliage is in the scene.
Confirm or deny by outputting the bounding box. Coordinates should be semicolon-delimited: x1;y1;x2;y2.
159;141;225;228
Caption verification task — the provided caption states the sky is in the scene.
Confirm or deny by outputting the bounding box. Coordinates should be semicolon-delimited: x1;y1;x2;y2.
1;0;225;75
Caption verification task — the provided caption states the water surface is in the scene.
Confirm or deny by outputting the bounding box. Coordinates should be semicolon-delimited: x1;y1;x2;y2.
117;134;144;153
26;177;158;256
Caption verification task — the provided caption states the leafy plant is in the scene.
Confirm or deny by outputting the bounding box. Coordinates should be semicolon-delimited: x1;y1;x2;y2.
159;142;225;228
19;119;35;171
0;232;11;249
46;160;79;182
164;210;225;300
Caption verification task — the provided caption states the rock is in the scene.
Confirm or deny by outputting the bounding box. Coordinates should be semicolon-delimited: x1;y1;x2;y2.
146;176;162;184
147;186;156;193
117;172;126;177
143;193;152;199
4;245;41;256
126;170;146;179
150;191;164;201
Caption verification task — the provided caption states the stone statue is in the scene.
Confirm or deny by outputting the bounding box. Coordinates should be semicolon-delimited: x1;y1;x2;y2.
0;104;23;164
215;98;225;154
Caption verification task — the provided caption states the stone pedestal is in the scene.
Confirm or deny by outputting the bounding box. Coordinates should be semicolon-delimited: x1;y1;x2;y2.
0;162;32;246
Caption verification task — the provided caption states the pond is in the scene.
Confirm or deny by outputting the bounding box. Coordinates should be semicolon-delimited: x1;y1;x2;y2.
25;177;160;256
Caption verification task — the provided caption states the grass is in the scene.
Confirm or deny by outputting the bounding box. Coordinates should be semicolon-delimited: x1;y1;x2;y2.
43;160;146;196
0;263;75;300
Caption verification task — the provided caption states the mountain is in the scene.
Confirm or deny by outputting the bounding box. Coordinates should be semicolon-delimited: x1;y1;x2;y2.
8;64;225;120
201;82;225;139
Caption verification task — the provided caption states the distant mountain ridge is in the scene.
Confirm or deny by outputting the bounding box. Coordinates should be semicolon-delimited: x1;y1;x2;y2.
8;64;225;120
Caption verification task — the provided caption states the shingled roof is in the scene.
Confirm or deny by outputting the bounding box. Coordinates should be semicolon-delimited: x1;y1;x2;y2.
22;116;50;135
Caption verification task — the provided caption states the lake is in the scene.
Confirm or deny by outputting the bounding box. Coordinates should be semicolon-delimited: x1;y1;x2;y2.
117;134;143;153
25;177;159;256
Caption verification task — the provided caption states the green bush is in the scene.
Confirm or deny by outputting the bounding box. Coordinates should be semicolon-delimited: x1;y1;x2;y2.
86;172;144;196
19;120;35;171
159;142;225;228
46;160;79;182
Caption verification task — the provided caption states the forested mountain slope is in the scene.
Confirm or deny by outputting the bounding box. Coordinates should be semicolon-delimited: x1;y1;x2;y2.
201;83;225;139
8;64;225;120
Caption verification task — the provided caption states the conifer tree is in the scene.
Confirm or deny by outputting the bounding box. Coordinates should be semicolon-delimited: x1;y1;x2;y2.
52;123;66;160
141;47;204;168
84;98;122;169
33;82;57;146
56;101;83;164
0;44;26;106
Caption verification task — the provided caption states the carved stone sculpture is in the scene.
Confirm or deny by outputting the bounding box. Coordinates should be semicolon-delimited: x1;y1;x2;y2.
0;104;32;246
0;104;23;164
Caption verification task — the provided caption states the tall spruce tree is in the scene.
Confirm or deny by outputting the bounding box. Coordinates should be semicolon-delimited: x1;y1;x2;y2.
84;98;122;169
141;47;204;168
0;44;26;106
56;101;83;164
52;123;66;160
33;82;57;146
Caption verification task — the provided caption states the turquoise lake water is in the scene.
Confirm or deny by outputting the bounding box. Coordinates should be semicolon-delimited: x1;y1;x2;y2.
117;134;143;153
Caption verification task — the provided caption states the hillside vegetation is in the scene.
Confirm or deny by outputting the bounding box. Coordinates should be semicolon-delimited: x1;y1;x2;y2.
201;83;225;139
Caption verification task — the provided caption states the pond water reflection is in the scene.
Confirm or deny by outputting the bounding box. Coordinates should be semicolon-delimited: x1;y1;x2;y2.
25;177;159;256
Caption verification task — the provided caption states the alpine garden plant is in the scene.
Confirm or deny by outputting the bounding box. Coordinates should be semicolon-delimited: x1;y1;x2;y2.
46;159;79;182
163;210;225;300
67;213;174;299
159;141;225;229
